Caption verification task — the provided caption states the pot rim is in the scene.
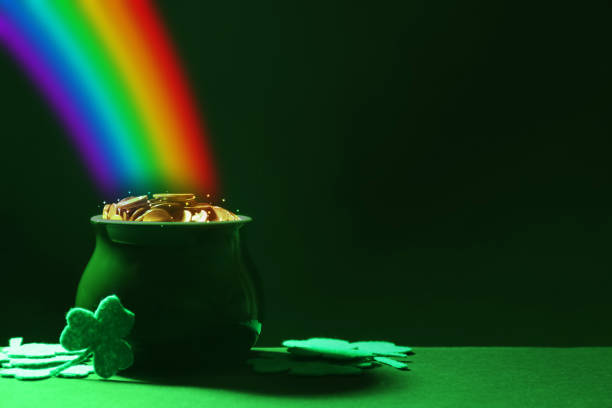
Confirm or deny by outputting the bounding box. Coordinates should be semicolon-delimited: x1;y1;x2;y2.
90;214;252;227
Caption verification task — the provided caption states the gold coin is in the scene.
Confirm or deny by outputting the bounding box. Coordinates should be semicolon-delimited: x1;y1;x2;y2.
152;193;196;202
110;213;123;221
191;210;208;222
205;207;218;221
141;208;173;222
117;195;148;209
184;203;212;211
211;206;240;221
129;207;147;221
151;202;184;209
117;196;134;203
148;199;186;209
102;204;110;219
107;203;118;219
186;205;215;221
104;194;240;222
151;202;184;220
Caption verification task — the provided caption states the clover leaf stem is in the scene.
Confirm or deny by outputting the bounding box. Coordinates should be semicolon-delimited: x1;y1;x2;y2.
50;347;93;377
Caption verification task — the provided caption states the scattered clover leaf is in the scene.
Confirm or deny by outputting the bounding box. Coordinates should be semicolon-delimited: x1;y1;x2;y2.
282;338;374;360
58;294;135;378
3;355;77;368
0;365;94;380
56;364;95;378
280;337;413;371
0;367;52;380
9;337;23;349
0;338;95;381
354;360;381;369
373;356;409;370
350;341;412;357
283;338;351;350
5;342;76;359
282;338;413;360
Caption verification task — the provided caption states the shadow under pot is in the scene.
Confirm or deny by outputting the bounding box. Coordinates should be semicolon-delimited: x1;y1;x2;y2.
75;215;264;371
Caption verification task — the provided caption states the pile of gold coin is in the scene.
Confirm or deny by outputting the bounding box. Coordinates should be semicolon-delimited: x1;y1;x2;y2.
102;193;240;222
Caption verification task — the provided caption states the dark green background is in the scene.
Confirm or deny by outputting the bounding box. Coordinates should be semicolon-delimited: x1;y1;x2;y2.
1;0;610;346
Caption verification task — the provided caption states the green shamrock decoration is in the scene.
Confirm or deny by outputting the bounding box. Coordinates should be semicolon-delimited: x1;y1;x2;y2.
1;337;95;381
57;295;135;378
282;338;412;360
247;338;412;376
283;338;373;360
373;356;409;370
349;341;412;357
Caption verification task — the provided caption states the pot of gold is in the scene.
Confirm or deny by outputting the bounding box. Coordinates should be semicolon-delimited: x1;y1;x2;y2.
75;193;263;370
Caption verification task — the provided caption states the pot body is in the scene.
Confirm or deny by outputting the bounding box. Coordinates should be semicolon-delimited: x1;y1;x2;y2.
76;215;263;369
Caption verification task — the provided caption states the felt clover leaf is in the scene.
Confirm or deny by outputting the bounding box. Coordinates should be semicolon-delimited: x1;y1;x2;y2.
0;365;94;380
282;338;373;360
350;341;413;357
57;295;135;378
1;338;96;381
5;342;81;359
372;356;409;370
281;338;413;370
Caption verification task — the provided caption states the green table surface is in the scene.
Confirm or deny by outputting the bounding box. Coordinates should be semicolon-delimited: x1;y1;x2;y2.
3;347;612;408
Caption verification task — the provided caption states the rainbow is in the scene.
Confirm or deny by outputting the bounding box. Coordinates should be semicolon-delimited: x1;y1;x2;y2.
0;0;218;195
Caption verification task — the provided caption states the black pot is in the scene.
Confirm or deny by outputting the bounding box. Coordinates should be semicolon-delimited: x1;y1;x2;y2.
75;215;264;370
